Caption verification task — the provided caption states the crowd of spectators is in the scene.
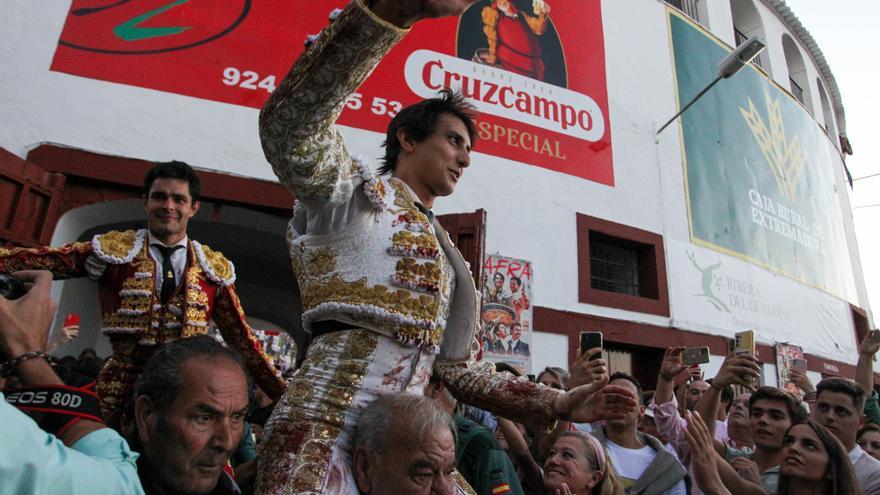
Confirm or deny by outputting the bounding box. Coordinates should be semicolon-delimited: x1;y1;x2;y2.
3;271;880;495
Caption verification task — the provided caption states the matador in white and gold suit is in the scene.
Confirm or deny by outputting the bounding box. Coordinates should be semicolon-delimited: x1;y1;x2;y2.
256;1;633;493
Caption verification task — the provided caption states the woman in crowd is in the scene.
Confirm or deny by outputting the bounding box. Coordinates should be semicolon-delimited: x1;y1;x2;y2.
858;423;880;461
542;431;623;495
777;420;862;495
537;366;570;390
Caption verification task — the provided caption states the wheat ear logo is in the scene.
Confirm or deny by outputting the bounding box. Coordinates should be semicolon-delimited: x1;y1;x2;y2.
739;90;807;202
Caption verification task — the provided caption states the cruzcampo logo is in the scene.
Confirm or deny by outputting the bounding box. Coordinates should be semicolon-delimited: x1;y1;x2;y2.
687;251;730;313
739;90;807;202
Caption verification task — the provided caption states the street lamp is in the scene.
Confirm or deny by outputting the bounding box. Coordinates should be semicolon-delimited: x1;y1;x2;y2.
656;35;766;135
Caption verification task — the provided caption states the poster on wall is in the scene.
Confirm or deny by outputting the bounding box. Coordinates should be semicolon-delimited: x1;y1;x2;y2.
668;11;856;302
480;254;532;373
775;343;804;398
50;0;613;185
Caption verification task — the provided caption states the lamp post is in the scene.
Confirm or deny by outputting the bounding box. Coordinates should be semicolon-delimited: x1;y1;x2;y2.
656;35;766;135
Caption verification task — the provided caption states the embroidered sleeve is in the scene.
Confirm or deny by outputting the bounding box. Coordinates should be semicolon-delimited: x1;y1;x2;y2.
212;284;287;399
258;0;407;205
0;242;93;279
435;360;560;431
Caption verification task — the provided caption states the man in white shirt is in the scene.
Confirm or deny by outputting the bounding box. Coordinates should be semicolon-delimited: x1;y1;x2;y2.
593;372;687;494
813;377;880;494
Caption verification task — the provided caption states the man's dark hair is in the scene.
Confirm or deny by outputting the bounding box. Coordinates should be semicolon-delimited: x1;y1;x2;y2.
817;377;866;412
131;336;252;417
144;160;202;202
610;371;643;399
707;378;735;412
748;386;808;423
379;89;477;175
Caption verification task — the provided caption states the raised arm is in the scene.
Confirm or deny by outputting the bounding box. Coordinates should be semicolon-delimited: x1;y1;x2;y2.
258;0;408;204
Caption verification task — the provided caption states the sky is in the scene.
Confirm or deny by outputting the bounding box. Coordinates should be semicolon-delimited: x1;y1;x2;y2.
783;0;880;320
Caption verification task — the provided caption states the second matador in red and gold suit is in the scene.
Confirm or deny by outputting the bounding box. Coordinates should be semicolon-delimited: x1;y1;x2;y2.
0;161;285;425
255;1;634;494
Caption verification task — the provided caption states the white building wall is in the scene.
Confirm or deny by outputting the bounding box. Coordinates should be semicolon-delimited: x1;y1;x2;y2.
0;0;867;363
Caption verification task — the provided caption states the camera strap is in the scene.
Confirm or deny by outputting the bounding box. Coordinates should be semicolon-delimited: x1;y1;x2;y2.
5;382;104;436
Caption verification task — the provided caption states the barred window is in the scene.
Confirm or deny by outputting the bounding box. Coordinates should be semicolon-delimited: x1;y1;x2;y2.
577;213;668;316
589;232;641;296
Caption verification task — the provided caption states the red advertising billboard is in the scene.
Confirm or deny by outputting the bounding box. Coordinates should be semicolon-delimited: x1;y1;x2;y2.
51;0;613;184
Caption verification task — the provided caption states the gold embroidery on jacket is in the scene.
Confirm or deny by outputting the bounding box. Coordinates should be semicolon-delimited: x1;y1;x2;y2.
97;230;139;259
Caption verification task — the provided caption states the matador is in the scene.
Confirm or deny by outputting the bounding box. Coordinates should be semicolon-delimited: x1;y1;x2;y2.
0;161;285;424
255;0;634;493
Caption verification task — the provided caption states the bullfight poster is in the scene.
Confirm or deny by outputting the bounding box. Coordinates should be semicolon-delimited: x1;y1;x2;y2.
480;254;533;373
775;342;804;396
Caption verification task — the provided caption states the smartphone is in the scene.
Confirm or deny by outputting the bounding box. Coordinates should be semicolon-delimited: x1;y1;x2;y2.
734;330;758;385
682;346;710;365
526;374;536;383
792;358;807;372
64;313;81;327
580;331;603;360
734;330;756;356
0;273;27;300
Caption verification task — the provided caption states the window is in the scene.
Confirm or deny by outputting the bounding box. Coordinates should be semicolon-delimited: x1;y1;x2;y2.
576;214;669;316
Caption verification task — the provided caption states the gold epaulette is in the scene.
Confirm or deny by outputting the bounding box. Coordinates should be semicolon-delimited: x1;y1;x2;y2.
193;241;236;286
92;230;145;264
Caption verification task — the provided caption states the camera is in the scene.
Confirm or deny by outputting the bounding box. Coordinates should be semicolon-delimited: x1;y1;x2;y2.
0;273;27;300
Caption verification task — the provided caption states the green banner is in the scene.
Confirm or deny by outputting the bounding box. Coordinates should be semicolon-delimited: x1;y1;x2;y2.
670;12;855;301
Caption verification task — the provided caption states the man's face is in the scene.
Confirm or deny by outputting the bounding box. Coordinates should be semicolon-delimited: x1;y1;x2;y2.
858;430;880;460
812;390;863;450
638;414;666;443
144;177;199;244
494;273;504;289
358;425;456;494
511;325;521;340
608;378;642;429
405;113;471;202
728;393;752;429
749;399;792;451
496;324;508;339
510;278;520;292
138;357;249;495
686;380;710;410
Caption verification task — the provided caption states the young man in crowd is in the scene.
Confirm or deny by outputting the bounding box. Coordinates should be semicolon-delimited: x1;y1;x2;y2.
592;372;687;494
812;377;880;493
721;386;807;494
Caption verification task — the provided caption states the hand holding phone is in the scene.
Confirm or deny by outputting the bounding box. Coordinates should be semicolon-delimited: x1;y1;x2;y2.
579;331;603;361
682;346;710;366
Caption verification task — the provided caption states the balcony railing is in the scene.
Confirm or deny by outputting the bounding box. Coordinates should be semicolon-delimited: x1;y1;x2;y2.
789;77;805;104
665;0;702;25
